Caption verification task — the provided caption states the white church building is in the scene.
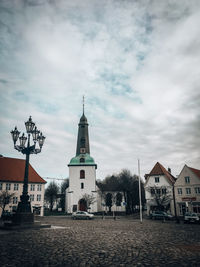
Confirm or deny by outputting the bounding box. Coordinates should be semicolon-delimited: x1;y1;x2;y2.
65;107;98;213
65;107;125;214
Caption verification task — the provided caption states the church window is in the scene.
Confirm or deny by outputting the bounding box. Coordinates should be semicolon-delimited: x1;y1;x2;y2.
80;170;85;179
80;157;85;163
81;183;84;189
80;148;86;154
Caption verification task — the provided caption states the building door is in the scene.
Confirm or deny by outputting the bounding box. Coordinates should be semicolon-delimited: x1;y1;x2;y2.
179;203;186;215
79;199;87;211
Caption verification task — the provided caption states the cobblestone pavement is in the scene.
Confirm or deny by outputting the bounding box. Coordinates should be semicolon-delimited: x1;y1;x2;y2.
0;216;200;267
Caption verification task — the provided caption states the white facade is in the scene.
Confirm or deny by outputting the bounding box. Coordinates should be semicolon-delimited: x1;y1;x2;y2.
145;175;174;215
96;190;126;213
0;181;45;216
66;165;97;213
144;162;175;215
174;165;200;216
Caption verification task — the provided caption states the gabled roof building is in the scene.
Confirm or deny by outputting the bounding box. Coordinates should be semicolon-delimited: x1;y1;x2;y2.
0;156;46;216
144;162;176;215
174;164;200;216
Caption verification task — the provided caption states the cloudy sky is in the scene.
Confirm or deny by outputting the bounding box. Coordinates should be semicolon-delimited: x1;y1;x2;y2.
0;0;200;183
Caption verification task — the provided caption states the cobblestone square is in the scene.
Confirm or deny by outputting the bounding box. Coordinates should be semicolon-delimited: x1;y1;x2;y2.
0;216;199;267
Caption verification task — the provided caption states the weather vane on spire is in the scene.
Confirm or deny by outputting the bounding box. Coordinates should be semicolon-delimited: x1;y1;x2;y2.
83;95;85;114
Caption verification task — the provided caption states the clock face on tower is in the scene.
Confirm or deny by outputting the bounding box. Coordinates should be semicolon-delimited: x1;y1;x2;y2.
80;148;86;154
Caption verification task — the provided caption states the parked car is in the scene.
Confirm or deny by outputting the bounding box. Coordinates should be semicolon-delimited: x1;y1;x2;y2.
72;211;94;220
150;211;173;220
184;212;199;223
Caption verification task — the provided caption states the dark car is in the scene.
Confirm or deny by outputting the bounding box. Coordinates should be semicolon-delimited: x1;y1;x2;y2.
1;211;13;221
150;211;173;220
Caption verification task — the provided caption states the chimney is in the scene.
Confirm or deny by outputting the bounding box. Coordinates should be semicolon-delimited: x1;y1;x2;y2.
168;167;171;173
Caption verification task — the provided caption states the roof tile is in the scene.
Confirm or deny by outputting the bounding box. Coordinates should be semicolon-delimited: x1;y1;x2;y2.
0;157;46;184
148;162;176;185
188;166;200;180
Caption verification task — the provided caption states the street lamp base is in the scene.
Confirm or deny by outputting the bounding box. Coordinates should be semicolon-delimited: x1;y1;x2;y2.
13;212;34;224
13;199;34;224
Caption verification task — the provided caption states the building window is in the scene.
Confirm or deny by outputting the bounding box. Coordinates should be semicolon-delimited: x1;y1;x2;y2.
161;188;167;195
0;183;2;190
155;177;159;183
13;197;18;204
177;188;182;195
30;194;34;201
80;148;86;154
185;176;190;184
185;188;191;195
30;184;35;191
81;183;84;189
80;158;85;163
6;183;11;190
150;188;155;195
156;189;161;195
37;194;41;201
193;206;200;213
14;184;19;191
37;184;42;191
80;170;85;179
195;187;200;194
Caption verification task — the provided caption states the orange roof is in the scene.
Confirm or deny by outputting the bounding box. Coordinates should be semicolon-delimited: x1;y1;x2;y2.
0;156;46;184
147;162;176;185
188;166;200;180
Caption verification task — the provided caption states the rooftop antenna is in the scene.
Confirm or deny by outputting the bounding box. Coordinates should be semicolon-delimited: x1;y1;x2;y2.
83;95;85;114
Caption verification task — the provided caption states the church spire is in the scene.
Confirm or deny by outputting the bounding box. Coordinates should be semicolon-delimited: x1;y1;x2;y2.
83;95;85;115
76;98;90;156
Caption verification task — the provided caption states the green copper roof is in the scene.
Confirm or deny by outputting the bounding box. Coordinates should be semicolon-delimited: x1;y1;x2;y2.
69;153;96;166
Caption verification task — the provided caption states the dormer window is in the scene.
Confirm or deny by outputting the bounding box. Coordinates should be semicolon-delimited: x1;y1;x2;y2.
80;157;85;163
80;170;85;179
155;177;159;183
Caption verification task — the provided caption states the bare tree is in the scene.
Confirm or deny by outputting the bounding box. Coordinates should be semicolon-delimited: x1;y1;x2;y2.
0;190;15;215
82;193;96;211
147;186;172;211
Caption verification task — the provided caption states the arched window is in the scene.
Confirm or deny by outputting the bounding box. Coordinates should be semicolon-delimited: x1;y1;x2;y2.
80;157;85;163
116;193;122;206
80;170;85;179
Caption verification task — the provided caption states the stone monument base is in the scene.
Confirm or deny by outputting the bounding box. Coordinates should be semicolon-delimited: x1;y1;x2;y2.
12;212;34;225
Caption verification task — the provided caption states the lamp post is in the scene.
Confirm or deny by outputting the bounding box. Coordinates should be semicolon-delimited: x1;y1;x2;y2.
11;116;45;224
172;183;179;223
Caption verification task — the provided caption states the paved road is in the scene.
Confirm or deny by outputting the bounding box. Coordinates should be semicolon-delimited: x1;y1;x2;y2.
0;216;199;266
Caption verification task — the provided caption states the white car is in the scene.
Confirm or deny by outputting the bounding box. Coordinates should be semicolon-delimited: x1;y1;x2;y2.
184;212;199;223
72;211;94;220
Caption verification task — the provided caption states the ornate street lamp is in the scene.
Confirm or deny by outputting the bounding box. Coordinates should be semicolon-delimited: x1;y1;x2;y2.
11;116;45;224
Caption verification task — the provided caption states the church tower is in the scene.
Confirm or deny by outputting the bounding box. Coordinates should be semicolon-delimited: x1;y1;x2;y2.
66;101;97;213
